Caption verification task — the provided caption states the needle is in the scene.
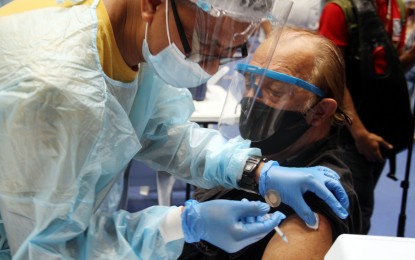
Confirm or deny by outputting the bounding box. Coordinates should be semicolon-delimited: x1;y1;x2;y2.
263;214;288;243
274;226;288;243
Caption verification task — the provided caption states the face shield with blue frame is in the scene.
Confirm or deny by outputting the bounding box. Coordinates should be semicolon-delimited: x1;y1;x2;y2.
218;31;327;154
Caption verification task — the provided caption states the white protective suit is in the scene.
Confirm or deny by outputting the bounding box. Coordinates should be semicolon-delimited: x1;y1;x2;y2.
0;1;259;259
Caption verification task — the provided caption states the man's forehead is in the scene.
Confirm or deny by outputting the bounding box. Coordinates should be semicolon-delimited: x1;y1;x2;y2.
250;58;295;78
253;49;313;81
248;62;312;98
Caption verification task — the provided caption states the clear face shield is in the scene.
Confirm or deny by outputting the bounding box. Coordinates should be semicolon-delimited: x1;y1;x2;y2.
218;27;327;155
164;0;293;87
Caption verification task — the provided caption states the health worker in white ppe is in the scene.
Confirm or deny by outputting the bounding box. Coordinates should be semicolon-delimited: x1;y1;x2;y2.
0;0;349;259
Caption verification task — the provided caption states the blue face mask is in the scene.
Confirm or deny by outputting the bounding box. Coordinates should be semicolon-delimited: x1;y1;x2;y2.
142;22;212;89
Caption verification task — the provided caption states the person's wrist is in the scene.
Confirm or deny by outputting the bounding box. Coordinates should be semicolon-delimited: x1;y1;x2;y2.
192;240;220;256
255;161;265;182
238;156;268;194
181;200;201;243
349;121;368;140
353;129;371;144
258;160;279;197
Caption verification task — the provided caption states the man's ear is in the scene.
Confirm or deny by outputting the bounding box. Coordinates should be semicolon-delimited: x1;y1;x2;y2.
308;98;337;126
141;0;162;23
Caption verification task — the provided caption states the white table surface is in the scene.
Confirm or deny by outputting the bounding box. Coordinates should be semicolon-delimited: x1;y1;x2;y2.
191;83;241;126
191;84;228;123
325;234;415;260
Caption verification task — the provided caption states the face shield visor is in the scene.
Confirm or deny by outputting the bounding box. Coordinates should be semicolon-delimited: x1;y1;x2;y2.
164;0;293;87
218;35;326;154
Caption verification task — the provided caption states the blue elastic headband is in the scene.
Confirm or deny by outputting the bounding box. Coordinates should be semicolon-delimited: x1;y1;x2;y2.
235;63;326;97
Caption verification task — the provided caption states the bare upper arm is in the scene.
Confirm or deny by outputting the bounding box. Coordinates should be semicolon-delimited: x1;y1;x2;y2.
261;213;333;260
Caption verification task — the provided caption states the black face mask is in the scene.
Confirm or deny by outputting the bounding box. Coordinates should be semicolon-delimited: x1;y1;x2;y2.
239;97;311;155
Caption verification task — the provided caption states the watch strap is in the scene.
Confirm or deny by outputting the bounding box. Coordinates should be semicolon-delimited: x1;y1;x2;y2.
238;156;268;194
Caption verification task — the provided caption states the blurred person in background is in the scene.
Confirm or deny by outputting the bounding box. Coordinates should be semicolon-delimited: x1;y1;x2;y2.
319;0;414;234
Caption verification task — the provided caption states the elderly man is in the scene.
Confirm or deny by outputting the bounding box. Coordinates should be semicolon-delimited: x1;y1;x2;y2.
179;27;362;260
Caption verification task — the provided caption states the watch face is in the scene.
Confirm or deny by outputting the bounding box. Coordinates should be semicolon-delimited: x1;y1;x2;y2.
239;157;261;193
245;162;256;172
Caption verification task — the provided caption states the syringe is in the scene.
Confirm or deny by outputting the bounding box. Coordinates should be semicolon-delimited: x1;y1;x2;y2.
274;226;288;243
264;190;288;242
264;213;288;243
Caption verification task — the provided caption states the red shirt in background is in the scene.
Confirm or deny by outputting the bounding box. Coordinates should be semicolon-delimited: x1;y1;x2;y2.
319;4;349;47
319;0;407;52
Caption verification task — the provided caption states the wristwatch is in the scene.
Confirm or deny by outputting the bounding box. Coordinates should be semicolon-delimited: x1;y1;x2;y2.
238;156;268;194
193;240;219;256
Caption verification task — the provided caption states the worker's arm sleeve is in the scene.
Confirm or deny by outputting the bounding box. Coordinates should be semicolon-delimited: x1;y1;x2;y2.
130;66;261;189
1;196;185;259
87;206;185;259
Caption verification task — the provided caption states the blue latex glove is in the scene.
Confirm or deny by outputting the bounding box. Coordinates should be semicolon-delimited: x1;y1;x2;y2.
181;199;286;253
258;161;349;226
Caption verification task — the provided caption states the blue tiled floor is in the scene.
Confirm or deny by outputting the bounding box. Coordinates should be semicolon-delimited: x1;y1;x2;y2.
126;143;415;238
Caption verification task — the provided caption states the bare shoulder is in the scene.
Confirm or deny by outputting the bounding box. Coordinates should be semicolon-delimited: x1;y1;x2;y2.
262;213;333;260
